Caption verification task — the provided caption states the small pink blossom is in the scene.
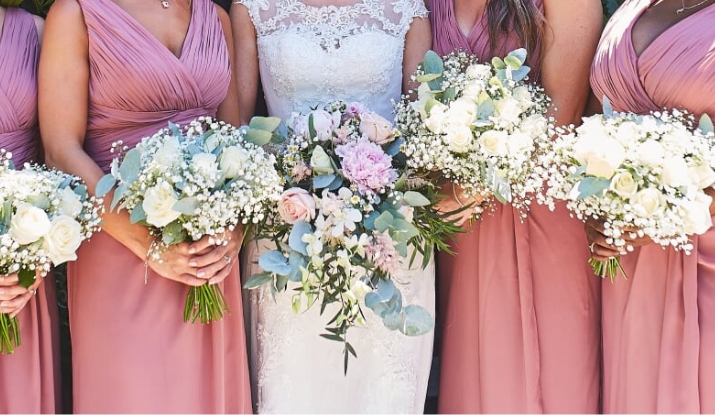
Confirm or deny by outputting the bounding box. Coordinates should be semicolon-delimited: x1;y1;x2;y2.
345;102;369;119
336;139;397;195
291;161;312;182
365;231;401;273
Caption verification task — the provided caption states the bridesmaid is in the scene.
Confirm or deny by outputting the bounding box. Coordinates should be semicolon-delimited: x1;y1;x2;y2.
589;0;715;412
38;0;251;412
432;0;603;412
0;6;61;413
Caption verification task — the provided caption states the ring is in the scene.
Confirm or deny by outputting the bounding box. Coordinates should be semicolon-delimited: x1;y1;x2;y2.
29;289;37;296
223;255;232;265
589;243;595;253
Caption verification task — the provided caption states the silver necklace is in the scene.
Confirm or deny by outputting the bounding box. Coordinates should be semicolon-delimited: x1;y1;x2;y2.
677;0;712;14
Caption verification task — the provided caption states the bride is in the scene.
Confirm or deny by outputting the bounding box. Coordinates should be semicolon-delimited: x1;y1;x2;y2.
230;0;433;412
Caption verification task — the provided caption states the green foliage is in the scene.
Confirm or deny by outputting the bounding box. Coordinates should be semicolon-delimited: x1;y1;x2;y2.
602;0;626;20
2;0;54;16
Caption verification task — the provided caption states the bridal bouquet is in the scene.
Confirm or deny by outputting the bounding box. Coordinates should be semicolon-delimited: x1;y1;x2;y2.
394;49;552;219
97;117;283;324
539;100;715;280
0;151;103;353
246;101;460;368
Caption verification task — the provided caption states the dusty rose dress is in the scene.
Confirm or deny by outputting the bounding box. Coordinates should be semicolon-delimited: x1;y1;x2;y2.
67;0;251;412
591;0;715;412
432;0;602;412
0;8;61;414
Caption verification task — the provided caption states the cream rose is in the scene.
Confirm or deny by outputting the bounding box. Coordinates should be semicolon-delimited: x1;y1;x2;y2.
219;146;250;179
447;126;473;153
614;121;640;146
425;104;447;134
610;171;638;199
445;98;479;126
506;131;533;154
10;202;51;245
58;186;83;217
584;137;626;179
661;157;690;188
465;64;492;79
43;216;83;265
277;188;316;224
191;153;219;178
496;97;523;124
637;140;666;165
682;194;713;235
142;185;182;227
479;130;509;156
689;163;715;189
359;112;395;145
154;137;181;167
310;145;334;175
521;114;548;136
631;188;666;216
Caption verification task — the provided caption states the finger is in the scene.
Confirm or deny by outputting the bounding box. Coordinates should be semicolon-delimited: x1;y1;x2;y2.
0;292;33;311
591;244;620;260
9;293;33;318
188;235;219;255
0;274;19;286
189;244;229;269
208;262;234;286
28;277;43;292
0;285;29;301
197;253;234;279
178;274;209;287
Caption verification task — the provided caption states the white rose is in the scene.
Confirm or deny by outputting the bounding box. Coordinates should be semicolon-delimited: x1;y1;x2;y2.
58;186;83;217
584;137;626;179
575;115;609;139
614;121;640;146
310;145;334;175
661;157;690;188
637;140;666;165
572;135;600;165
479;130;509;157
413;83;434;119
425;103;448;134
689;163;715;189
506;131;533;154
496;97;523;124
682;193;713;235
631;188;666;216
219;146;250;179
10;202;51;245
512;86;532;106
465;64;492;79
154;137;181;167
447;126;474;153
521;114;548;136
43;216;82;265
445;98;479;126
142;185;182;227
610;171;638;199
191;153;219;178
461;81;484;100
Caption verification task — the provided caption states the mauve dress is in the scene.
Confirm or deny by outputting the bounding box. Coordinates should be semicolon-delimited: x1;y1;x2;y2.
0;8;61;414
591;0;715;412
432;0;602;412
67;0;251;412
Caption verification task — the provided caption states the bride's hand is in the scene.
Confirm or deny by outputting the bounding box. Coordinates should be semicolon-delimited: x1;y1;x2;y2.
0;271;44;318
436;182;482;226
187;226;243;286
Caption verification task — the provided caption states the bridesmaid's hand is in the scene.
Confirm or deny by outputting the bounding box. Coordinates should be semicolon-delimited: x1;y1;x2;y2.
436;182;482;226
187;226;243;286
148;242;208;287
585;219;652;261
0;272;43;318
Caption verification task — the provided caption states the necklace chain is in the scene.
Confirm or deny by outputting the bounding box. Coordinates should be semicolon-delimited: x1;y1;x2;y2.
677;0;712;14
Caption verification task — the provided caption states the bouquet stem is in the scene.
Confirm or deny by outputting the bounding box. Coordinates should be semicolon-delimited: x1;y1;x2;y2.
184;284;230;324
0;313;20;354
589;256;627;282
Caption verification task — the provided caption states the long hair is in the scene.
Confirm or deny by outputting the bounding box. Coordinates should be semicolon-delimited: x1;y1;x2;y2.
485;0;546;61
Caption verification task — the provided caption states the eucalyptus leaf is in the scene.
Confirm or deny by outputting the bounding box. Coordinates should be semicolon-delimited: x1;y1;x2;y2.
74;184;88;201
110;183;127;211
442;87;457;103
507;48;528;64
384;138;405;157
288;251;307;282
422;50;444;75
363;211;380;231
699;114;714;135
26;194;51;210
243;272;273;289
162;221;188;246
173;197;200;215
511;66;531;82
415;73;441;83
186;144;203;156
169;122;182;139
504;55;523;70
129;203;147;224
119;148;141;185
258;251;292;276
392;219;419;240
313;174;336;189
577;176;612;199
603;96;614;119
327;176;344;191
491;56;506;71
289;221;312;255
374;210;394;233
382;311;404;331
394;173;407;190
400;305;435;336
244;129;272;146
95;174;117;197
18;268;35;289
249;116;282;132
403;191;431;207
477;99;495;120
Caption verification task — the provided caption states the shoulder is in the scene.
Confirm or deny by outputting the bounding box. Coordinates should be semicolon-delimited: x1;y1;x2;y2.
214;3;233;37
45;0;86;27
32;14;45;41
543;0;602;21
390;0;429;19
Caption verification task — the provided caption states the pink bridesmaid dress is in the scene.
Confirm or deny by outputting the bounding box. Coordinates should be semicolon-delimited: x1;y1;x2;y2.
0;8;61;414
432;1;601;412
67;0;251;412
591;0;715;412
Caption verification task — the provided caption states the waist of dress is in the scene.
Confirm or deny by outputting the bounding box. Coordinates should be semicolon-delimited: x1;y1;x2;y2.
84;106;218;173
0;125;40;167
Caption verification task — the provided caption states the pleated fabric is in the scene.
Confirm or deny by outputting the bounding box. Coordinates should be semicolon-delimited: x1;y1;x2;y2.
591;0;715;412
67;0;252;412
0;8;61;414
432;1;602;412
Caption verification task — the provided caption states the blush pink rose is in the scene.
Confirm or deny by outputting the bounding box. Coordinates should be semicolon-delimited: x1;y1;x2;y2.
278;188;316;224
359;112;395;145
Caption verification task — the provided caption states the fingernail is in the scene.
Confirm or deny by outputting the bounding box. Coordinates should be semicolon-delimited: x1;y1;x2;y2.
0;289;4;295
209;280;217;286
189;261;197;267
188;248;196;254
197;271;205;278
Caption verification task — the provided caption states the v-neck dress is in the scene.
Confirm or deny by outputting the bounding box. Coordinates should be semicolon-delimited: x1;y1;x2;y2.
0;8;61;414
67;0;252;412
432;0;602;412
591;0;715;412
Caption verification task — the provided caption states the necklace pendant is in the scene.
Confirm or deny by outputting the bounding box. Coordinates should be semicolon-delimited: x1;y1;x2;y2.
676;7;685;13
161;0;170;8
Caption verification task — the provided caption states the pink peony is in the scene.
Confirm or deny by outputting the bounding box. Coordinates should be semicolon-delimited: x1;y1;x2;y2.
311;110;338;141
365;231;401;274
359;112;395;145
278;188;316;224
345;102;369;118
336;140;397;195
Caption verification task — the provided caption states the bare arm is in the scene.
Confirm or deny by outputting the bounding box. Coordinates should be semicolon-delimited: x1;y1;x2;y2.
403;15;432;94
215;5;241;126
230;2;259;125
541;0;603;127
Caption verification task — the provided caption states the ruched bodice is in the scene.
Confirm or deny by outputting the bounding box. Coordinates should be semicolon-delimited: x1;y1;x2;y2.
78;0;230;171
430;0;543;80
0;7;39;166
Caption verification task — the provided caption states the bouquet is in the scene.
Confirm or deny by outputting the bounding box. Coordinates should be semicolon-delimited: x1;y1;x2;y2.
394;49;552;219
97;117;283;324
245;101;461;369
539;99;715;280
0;151;103;353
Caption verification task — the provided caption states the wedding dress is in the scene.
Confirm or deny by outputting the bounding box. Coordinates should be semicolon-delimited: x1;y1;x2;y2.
235;0;434;412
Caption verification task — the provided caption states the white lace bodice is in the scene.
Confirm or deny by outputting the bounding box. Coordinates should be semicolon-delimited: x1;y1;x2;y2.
236;0;428;120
